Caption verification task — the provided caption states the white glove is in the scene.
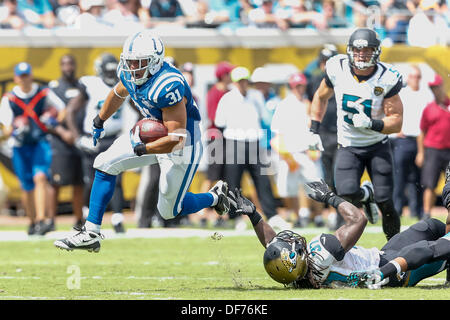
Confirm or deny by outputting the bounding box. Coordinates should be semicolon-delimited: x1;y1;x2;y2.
75;135;99;154
352;112;372;129
347;269;388;290
307;132;324;151
365;269;389;290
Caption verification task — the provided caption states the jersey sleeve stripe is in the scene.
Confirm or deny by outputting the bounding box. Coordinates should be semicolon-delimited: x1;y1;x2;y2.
148;72;184;100
385;77;403;98
324;73;334;88
152;78;184;104
378;63;387;79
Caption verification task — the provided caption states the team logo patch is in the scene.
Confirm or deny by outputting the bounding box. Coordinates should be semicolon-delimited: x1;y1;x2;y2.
353;39;368;48
280;248;297;272
374;86;384;96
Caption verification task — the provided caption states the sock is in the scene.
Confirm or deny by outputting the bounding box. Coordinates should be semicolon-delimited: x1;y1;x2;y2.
178;192;214;216
85;220;101;233
86;170;117;226
379;260;401;279
361;187;369;202
209;192;219;206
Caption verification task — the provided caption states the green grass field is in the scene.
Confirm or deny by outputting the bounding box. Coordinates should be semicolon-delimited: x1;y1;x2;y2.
0;216;448;301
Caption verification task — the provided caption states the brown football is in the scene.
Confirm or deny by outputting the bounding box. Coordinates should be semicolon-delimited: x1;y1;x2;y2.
132;118;168;143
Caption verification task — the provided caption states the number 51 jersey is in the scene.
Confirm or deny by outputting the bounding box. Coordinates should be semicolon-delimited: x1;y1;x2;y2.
325;54;403;147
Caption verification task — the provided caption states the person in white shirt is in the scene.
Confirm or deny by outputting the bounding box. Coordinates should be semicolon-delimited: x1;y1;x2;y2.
214;66;279;229
271;72;324;228
391;65;434;219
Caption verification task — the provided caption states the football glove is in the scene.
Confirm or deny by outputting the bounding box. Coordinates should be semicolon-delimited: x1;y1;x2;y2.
352;112;372;129
347;269;388;289
307;132;324;151
228;188;256;216
305;179;344;208
92;115;105;147
130;125;147;156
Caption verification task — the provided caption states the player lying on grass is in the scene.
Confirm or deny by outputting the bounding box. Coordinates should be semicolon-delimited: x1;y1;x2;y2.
348;161;450;288
228;176;450;289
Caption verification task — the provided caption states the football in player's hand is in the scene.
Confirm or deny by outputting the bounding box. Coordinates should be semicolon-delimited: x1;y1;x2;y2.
132;119;168;143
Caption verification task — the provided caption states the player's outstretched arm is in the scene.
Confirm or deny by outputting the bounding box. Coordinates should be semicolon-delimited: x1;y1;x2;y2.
305;180;367;252
228;188;276;248
380;94;403;134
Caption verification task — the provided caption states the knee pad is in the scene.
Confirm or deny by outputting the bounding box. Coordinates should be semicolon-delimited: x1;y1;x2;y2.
400;240;434;270
432;236;450;261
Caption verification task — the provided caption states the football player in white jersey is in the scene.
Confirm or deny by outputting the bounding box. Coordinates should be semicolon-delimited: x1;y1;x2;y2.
227;179;450;289
309;28;404;240
54;30;230;252
64;53;128;234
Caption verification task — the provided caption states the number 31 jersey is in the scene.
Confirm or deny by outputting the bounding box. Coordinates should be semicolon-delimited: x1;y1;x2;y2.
325;54;403;147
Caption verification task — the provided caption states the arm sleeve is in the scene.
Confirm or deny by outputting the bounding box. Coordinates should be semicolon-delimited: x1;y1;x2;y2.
384;77;403;99
151;78;185;109
323;72;334;88
321;234;346;261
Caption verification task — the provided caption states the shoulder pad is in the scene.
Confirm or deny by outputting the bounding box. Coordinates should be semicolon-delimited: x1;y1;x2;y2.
378;62;402;85
325;54;347;86
48;80;59;88
148;72;185;108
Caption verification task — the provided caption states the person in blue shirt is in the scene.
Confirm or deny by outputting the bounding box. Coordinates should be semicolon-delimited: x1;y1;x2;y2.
54;30;231;253
17;0;55;28
0;62;66;235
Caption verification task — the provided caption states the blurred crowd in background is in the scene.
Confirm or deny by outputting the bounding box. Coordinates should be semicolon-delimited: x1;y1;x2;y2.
0;0;449;46
0;42;448;235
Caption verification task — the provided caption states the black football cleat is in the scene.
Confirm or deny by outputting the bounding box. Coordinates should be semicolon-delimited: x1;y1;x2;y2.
209;180;230;216
361;181;379;224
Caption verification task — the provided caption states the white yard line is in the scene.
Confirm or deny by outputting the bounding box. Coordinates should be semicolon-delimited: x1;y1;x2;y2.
0;226;391;241
0;226;406;242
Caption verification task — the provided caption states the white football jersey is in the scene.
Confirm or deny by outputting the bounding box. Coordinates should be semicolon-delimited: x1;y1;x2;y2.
308;233;381;287
326;54;403;147
80;76;126;137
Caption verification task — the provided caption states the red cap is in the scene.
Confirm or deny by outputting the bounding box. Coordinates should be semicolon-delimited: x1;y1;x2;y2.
288;72;307;89
428;73;443;87
215;61;235;80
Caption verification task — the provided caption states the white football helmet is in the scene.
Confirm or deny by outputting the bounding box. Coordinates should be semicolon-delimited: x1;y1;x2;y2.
119;30;165;85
